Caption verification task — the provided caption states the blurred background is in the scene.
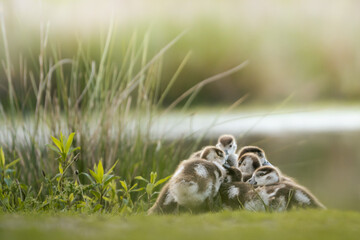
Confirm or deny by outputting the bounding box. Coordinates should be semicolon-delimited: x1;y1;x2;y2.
0;0;359;210
2;0;360;106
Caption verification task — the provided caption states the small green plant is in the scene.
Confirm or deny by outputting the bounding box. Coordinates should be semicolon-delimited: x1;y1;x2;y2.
135;172;171;206
0;147;31;211
117;180;144;214
82;160;119;209
47;132;80;188
0;147;20;187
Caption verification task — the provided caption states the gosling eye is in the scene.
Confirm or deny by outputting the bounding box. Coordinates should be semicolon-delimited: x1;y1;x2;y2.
229;144;232;148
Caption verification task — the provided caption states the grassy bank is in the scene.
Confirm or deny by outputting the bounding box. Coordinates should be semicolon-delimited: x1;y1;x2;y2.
0;210;359;240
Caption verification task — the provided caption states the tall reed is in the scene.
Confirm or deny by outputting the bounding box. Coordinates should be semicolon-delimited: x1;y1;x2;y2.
0;19;246;187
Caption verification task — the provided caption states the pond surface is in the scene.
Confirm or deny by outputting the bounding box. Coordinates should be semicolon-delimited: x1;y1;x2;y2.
150;107;360;139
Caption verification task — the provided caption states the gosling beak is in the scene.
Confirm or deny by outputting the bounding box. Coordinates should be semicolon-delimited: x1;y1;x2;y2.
248;177;257;185
262;158;272;166
223;162;231;169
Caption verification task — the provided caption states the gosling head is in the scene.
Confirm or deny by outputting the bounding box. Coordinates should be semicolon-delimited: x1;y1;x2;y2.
225;166;243;182
248;166;280;186
216;134;237;156
200;146;226;165
238;153;262;176
238;146;268;166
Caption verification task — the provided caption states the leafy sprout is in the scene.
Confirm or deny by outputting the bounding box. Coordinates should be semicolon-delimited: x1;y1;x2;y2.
135;172;171;205
81;160;119;207
0;147;20;187
47;132;81;189
48;132;80;164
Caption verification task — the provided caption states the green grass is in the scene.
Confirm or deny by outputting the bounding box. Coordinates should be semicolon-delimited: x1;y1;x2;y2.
0;210;359;240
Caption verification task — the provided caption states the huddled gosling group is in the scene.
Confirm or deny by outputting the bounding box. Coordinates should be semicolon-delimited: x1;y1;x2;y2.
148;135;325;214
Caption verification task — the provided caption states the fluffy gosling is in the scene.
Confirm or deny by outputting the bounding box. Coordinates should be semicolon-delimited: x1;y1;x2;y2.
216;134;238;168
248;166;326;210
238;146;272;166
149;147;226;214
238;153;262;182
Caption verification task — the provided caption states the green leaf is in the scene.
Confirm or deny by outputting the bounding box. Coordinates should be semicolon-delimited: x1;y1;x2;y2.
146;183;155;195
120;180;128;191
80;173;95;184
5;158;20;169
20;184;28;192
69;193;74;202
154;175;172;187
135;176;148;183
4;178;12;187
60;132;65;149
83;195;95;202
130;187;144;192
76;201;86;209
97;160;104;182
102;196;112;202
150;172;157;184
106;160;118;175
65;132;75;154
47;144;61;154
91;190;101;199
93;204;102;212
51;136;63;152
89;169;101;184
70;147;81;154
129;183;138;191
103;175;118;187
0;147;5;167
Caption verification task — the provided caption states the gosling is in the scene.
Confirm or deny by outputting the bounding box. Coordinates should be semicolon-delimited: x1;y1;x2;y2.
149;146;227;214
238;146;272;166
238;153;262;182
249;166;325;211
216;134;238;168
147;182;177;215
238;146;296;184
169;146;227;212
223;165;243;183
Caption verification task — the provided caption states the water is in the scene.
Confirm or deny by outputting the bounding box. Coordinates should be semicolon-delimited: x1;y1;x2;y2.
150;107;360;139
